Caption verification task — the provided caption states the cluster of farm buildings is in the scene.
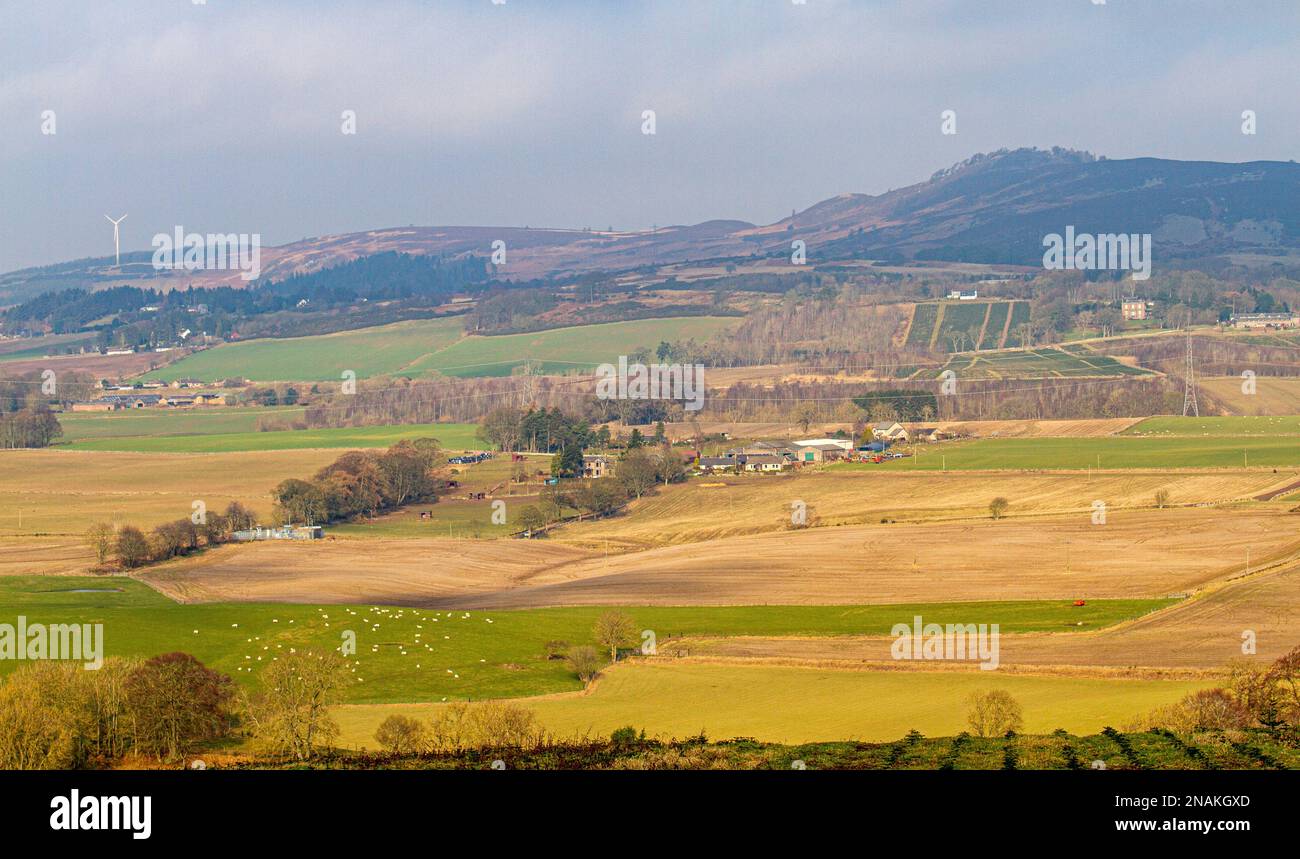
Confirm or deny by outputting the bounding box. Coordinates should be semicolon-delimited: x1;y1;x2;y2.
70;378;233;411
1229;312;1300;329
580;423;946;478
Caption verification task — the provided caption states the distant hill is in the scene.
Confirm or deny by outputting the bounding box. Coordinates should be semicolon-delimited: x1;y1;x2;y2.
5;147;1298;305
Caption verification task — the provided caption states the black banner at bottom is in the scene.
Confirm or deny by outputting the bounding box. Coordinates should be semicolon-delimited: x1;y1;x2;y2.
3;769;1280;846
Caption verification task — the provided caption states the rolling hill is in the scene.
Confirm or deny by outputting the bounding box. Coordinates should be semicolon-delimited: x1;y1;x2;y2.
6;148;1299;305
140;315;738;382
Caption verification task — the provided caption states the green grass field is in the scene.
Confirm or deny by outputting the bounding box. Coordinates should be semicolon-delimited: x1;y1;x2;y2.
139;316;736;382
402;316;737;377
1125;415;1300;436
61;422;482;453
0;577;1172;704
853;435;1300;471
56;406;306;443
139;317;466;383
979;301;1011;350
934;301;989;351
334;662;1209;747
904;302;938;348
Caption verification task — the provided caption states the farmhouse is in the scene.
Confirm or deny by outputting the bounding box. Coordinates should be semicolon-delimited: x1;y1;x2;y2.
872;422;910;443
909;426;946;443
742;453;788;472
946;290;979;300
698;456;737;473
582;454;616;479
726;441;796;458
1121;299;1151;320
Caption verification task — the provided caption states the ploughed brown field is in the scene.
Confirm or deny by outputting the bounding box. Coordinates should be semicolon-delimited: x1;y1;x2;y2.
140;506;1300;611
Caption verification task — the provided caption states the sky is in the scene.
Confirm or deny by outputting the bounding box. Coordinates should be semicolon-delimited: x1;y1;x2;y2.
1;0;1297;273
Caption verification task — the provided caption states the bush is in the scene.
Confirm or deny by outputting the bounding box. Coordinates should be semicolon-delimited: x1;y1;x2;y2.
566;645;603;687
375;714;428;754
426;702;542;752
611;726;644;747
988;497;1009;520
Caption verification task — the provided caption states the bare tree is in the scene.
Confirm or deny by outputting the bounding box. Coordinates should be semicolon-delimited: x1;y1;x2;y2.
616;448;659;500
244;650;351;760
967;690;1023;737
114;525;152;569
83;522;114;565
593;611;638;663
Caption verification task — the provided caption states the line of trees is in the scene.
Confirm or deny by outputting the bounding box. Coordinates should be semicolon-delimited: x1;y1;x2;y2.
0;369;98;448
271;439;444;525
1128;647;1300;733
0;406;62;448
83;501;258;570
302;374;598;428
0;648;357;768
0;653;234;768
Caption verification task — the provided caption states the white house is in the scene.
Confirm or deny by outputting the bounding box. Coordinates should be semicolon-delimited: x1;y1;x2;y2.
872;422;910;443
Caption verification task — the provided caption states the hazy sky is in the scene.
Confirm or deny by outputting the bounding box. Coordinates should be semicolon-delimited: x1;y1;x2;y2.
2;0;1297;273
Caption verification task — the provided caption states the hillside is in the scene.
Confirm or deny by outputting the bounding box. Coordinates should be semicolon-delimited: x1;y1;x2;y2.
6;148;1298;305
141;315;738;382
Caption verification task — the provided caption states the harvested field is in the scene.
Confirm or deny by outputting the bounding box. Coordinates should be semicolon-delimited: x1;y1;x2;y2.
930;418;1141;438
0;349;180;380
551;469;1297;551
140;507;1300;608
686;555;1300;671
0;537;94;577
1200;376;1300;416
0;448;341;540
139;538;595;605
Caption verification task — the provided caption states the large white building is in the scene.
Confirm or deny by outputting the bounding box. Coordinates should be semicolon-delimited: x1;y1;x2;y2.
792;438;854;451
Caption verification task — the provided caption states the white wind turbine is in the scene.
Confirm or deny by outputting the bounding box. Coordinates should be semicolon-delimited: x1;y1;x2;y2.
104;214;127;267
